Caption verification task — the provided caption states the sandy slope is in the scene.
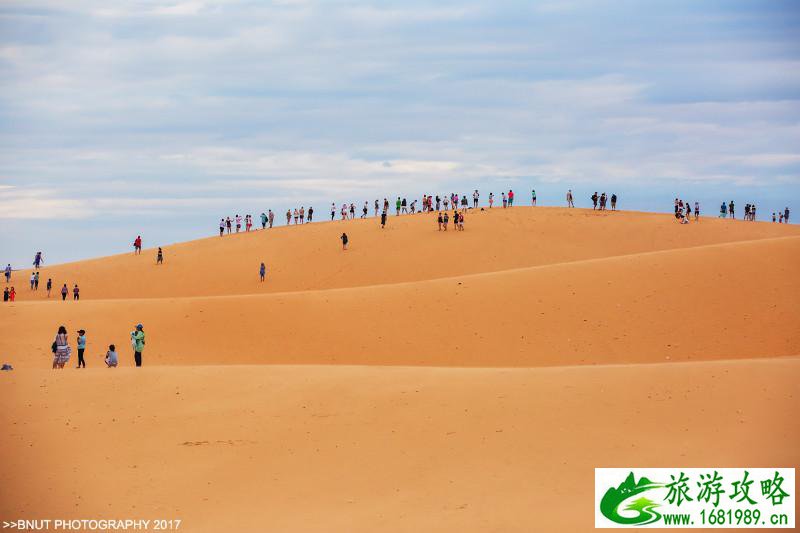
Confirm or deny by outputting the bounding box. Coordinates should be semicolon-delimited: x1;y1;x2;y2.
1;234;798;368
8;207;800;300
1;208;798;532
1;359;797;532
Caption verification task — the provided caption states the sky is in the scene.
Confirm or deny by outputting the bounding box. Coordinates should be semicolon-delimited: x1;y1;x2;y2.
1;0;799;267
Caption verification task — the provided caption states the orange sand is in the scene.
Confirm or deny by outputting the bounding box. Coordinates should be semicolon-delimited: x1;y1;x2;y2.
1;207;798;532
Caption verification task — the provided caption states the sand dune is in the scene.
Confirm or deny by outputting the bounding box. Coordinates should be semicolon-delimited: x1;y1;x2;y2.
1;208;798;532
2;233;798;368
1;358;797;532
8;207;800;300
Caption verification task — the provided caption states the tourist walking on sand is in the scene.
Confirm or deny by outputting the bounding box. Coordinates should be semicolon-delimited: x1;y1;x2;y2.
331;203;336;221
591;192;598;210
8;286;15;301
61;283;68;301
341;232;349;250
443;211;449;231
261;212;267;229
286;209;292;225
73;284;80;300
259;262;266;282
308;206;314;222
458;210;465;230
532;189;536;206
235;214;242;232
611;194;617;210
133;236;142;255
567;189;574;207
350;203;355;219
374;199;380;217
105;344;118;367
156;247;163;265
784;207;790;223
219;218;225;236
380;209;387;228
3;287;8;302
362;202;368;218
396;197;401;216
131;324;145;367
488;192;493;208
729;201;735;219
268;209;274;228
437;211;443;230
226;217;232;234
30;272;35;290
508;190;514;207
501;192;507;208
76;329;86;368
46;278;52;297
4;264;10;283
293;208;299;224
246;214;253;232
33;251;44;269
52;325;71;369
299;207;305;224
473;190;479;208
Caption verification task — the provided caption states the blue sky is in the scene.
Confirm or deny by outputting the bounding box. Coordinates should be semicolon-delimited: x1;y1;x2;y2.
1;0;799;266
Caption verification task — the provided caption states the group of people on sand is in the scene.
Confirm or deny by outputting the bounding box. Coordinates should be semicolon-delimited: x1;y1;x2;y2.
771;207;790;224
288;207;314;224
3;257;80;303
591;192;618;210
436;210;465;231
675;199;700;224
50;323;146;369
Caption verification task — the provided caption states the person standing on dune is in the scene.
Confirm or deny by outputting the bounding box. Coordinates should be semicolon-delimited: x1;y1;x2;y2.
156;247;163;265
286;209;292;225
133;236;142;255
73;284;80;300
61;283;68;301
308;206;314;223
374;199;379;217
219;218;225;236
4;264;10;284
33;251;44;270
784;207;789;223
52;325;71;369
268;209;274;228
611;194;617;210
299;207;305;224
508;190;514;207
532;189;536;206
331;203;336;221
260;262;266;282
76;329;86;368
8;286;15;301
341;232;349;250
46;278;52;297
567;189;574;208
260;212;267;229
226;217;232;234
131;324;145;367
729;201;735;219
380;209;387;229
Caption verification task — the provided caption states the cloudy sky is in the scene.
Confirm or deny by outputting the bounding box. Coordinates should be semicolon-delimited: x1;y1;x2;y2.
1;0;799;266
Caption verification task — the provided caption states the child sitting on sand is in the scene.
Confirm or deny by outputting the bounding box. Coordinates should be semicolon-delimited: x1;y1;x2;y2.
105;344;118;367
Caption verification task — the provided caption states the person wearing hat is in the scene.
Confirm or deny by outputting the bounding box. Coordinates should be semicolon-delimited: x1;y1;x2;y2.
76;329;87;368
131;324;145;367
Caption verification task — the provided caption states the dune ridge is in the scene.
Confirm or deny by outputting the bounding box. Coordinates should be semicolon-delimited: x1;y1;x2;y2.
1;207;798;532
